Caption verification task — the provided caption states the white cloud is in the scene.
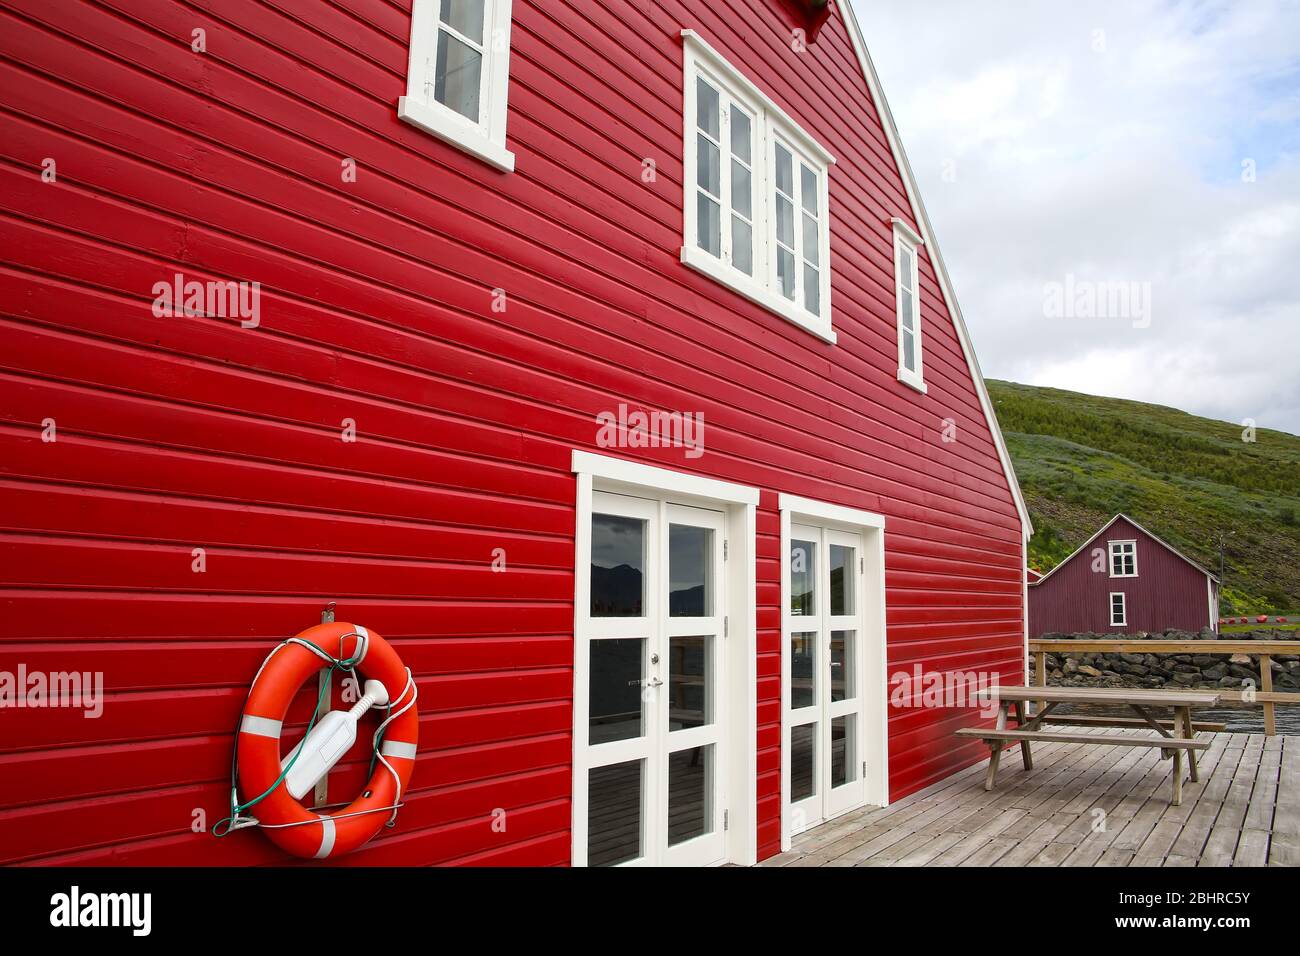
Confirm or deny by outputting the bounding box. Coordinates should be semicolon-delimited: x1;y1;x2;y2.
851;0;1300;433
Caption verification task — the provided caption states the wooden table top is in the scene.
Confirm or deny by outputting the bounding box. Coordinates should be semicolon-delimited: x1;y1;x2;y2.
987;685;1222;707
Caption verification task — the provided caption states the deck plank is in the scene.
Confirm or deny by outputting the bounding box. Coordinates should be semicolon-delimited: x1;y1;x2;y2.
757;731;1294;867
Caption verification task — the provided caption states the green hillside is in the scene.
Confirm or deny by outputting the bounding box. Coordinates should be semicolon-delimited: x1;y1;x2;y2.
986;380;1300;614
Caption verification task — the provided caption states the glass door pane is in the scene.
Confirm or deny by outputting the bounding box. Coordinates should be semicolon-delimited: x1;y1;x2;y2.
790;537;816;617
588;759;643;866
790;722;816;802
589;638;645;744
668;744;714;846
830;630;854;703
591;513;646;617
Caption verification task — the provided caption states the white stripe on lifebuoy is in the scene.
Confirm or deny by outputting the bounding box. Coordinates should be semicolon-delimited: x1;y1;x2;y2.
380;740;417;760
240;715;282;739
354;625;369;661
315;815;336;859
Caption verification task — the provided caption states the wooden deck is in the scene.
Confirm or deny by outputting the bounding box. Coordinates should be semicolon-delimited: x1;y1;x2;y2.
760;728;1300;867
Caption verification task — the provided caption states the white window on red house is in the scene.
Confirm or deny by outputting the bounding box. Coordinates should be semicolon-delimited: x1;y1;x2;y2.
1110;591;1127;626
892;219;925;393
1109;540;1138;577
680;30;835;344
398;0;515;172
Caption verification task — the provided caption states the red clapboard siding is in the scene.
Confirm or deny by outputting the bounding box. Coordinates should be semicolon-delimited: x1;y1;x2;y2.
0;0;1025;865
1029;516;1215;637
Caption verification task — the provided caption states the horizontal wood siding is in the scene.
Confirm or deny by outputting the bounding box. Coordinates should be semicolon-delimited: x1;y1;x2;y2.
0;0;1023;865
1029;517;1212;637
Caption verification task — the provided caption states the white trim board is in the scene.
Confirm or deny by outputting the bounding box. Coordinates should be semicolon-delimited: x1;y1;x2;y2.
571;450;759;506
840;4;1032;541
777;493;886;530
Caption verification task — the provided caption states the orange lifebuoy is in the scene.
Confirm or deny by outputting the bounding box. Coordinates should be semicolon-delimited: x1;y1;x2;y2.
232;621;418;859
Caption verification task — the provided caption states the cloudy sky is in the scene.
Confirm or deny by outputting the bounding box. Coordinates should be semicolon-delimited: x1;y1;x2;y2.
852;0;1300;434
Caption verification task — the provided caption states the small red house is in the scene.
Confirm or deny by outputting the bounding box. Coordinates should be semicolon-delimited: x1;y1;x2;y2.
1029;515;1220;637
0;0;1030;866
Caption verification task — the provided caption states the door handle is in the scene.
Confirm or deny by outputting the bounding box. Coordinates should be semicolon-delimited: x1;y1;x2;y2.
628;677;665;687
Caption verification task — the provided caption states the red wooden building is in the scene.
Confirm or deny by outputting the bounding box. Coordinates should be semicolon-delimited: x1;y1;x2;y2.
1029;515;1220;638
0;0;1030;866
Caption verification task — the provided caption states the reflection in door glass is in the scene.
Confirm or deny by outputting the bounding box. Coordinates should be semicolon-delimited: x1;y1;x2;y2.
829;544;854;616
668;745;713;846
830;717;856;788
669;524;712;616
589;638;643;744
830;630;855;702
669;636;711;730
790;538;816;615
791;723;816;802
790;632;816;709
588;759;642;866
591;514;645;616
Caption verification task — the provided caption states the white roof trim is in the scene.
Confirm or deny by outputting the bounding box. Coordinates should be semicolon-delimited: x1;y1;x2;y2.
1029;513;1219;587
841;5;1032;541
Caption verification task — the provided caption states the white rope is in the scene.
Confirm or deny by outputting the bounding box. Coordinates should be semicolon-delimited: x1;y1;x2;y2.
221;629;413;836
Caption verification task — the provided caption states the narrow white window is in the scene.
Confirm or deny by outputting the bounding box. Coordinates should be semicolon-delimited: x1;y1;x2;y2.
892;219;925;393
681;31;835;343
398;0;515;172
1109;540;1137;577
1109;591;1127;627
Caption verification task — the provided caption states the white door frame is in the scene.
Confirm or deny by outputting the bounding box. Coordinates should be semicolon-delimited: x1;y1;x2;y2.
571;451;759;867
779;494;888;851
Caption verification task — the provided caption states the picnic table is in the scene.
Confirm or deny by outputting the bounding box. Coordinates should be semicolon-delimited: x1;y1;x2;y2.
956;686;1222;805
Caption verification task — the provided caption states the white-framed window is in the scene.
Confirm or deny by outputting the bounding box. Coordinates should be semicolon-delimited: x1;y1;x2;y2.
398;0;515;172
680;30;836;344
1109;591;1127;627
892;218;925;393
1109;540;1138;577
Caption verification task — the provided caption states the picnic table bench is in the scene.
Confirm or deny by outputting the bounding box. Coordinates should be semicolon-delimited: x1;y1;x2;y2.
955;686;1221;805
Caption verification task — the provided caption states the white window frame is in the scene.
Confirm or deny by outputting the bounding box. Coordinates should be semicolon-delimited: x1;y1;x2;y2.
398;0;515;172
777;494;888;852
1109;591;1127;627
1109;539;1138;578
570;451;759;867
680;30;836;344
892;218;926;393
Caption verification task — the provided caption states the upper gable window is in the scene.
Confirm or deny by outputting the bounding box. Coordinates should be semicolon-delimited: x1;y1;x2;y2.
398;0;515;172
680;30;836;344
1109;540;1138;577
892;219;925;393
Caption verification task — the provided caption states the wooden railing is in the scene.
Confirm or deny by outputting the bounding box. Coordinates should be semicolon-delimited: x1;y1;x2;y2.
1028;639;1300;736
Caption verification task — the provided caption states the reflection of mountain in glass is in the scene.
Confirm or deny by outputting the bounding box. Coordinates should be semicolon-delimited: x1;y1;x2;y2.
670;584;705;616
591;563;643;616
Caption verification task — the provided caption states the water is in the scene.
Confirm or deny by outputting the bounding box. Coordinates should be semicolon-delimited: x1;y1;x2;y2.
1057;702;1300;735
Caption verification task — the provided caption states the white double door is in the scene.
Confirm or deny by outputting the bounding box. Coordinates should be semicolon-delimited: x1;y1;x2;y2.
578;491;728;866
787;523;868;833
